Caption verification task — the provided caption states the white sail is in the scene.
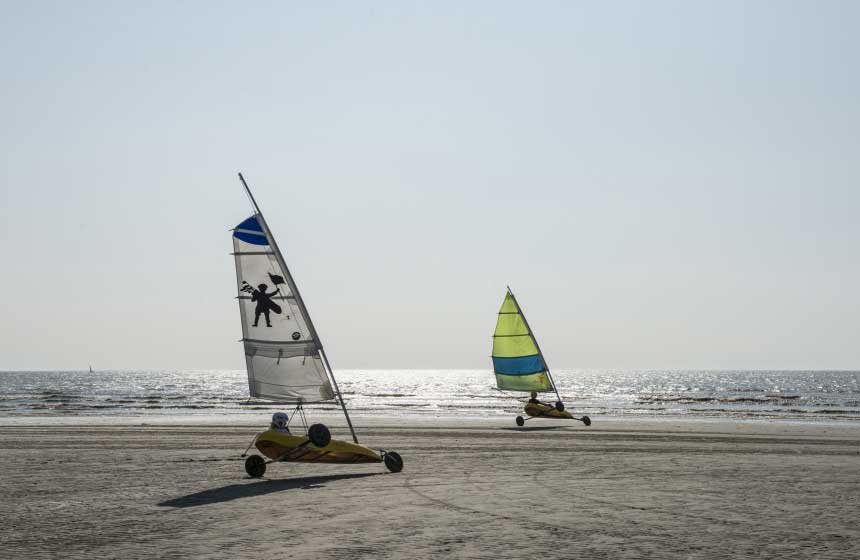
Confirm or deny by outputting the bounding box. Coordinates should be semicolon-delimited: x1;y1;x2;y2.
232;214;335;403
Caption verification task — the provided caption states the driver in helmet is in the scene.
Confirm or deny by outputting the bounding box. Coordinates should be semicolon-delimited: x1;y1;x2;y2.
528;391;548;406
270;412;291;434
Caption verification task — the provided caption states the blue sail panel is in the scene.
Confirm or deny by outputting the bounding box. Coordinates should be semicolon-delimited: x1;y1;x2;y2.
492;354;545;376
233;215;268;245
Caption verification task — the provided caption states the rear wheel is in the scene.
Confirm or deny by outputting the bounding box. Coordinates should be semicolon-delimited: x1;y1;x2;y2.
555;401;565;412
244;455;266;478
515;416;525;427
384;451;403;473
582;415;591;427
308;423;331;448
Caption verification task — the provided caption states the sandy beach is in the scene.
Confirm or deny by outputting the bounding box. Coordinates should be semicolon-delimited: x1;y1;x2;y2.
2;418;859;559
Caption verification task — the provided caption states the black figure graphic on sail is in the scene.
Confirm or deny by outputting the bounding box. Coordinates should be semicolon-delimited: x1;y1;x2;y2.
240;281;282;327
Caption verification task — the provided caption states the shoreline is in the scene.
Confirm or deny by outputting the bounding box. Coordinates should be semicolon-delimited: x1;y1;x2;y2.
0;412;860;438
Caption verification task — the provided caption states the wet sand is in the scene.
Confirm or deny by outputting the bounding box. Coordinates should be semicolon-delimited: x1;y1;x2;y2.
2;418;859;559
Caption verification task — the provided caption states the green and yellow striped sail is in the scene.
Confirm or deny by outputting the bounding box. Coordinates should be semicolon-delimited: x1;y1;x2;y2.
492;292;554;392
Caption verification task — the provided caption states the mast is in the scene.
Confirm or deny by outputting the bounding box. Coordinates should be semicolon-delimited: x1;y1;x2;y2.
238;172;360;444
506;286;564;405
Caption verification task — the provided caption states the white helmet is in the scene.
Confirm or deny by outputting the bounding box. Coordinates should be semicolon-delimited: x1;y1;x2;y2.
271;412;289;429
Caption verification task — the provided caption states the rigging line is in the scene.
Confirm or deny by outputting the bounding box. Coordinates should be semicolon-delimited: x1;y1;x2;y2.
299;404;309;435
286;403;301;427
240;433;258;457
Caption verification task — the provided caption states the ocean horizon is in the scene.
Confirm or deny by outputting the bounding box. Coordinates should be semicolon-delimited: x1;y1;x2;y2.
2;368;858;424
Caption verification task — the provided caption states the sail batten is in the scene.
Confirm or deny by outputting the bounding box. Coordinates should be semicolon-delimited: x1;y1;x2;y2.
236;295;296;301
491;291;554;393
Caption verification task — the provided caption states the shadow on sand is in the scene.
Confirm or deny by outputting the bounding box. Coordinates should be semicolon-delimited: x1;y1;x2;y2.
159;472;382;508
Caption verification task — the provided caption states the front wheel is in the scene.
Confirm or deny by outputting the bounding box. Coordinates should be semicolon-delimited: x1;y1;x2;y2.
581;416;591;427
555;401;565;412
245;454;266;478
384;451;404;473
515;416;525;427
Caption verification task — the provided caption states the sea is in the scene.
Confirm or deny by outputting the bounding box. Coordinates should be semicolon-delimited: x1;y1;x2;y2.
1;369;859;425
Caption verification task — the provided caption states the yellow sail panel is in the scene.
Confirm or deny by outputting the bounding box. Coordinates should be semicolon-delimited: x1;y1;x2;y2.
499;292;519;314
494;313;529;336
492;334;538;357
495;371;553;392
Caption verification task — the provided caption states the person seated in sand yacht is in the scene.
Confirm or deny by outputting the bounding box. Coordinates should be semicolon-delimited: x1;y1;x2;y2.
528;391;549;407
270;411;291;434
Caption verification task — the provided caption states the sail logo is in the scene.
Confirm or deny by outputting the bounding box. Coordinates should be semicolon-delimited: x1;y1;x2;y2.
241;281;282;328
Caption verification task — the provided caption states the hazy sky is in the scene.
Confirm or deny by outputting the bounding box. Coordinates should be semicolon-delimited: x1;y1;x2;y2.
1;1;857;370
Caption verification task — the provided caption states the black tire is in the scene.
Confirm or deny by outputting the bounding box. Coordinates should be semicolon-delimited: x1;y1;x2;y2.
245;454;266;478
582;415;591;427
555;401;565;412
307;423;331;448
515;416;525;427
384;451;404;473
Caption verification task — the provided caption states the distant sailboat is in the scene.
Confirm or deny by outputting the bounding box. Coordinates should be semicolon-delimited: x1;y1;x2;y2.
491;286;590;427
89;365;93;373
